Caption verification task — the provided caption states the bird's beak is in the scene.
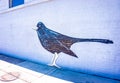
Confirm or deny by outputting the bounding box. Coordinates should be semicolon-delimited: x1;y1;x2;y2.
32;28;37;31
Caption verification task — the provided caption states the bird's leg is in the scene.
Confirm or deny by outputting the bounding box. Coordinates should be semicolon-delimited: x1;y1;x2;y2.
48;52;60;68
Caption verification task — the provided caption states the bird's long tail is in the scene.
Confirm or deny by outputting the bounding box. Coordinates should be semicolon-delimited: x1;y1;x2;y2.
76;38;113;44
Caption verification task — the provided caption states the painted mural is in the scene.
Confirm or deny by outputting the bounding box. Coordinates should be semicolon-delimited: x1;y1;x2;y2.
35;22;114;68
0;0;120;80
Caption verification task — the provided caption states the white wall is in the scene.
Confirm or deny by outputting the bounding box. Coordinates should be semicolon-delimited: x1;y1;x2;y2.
24;0;46;3
0;0;9;11
25;0;33;3
0;0;120;80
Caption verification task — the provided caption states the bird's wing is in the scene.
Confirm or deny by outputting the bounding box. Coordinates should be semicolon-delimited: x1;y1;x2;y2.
62;49;78;58
45;28;78;57
47;29;78;48
57;37;76;48
56;39;78;58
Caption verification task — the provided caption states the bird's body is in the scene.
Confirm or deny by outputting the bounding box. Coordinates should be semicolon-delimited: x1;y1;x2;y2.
35;22;113;68
37;27;79;58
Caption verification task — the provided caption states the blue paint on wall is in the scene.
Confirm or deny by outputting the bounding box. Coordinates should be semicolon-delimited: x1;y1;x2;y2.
12;0;24;7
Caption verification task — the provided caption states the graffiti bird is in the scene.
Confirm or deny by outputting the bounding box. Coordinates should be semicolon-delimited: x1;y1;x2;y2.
33;22;113;68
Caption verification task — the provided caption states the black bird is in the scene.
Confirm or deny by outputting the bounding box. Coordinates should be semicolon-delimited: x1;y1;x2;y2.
34;22;113;68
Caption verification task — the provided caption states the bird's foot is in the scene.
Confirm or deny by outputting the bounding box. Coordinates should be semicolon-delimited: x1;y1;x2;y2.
47;63;60;68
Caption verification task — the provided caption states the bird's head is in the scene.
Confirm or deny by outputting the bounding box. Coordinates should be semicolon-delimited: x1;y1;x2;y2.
37;22;44;28
32;22;45;31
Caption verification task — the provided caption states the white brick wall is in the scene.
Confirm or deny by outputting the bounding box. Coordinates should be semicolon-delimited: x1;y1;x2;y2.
0;0;9;11
24;0;33;3
0;0;120;80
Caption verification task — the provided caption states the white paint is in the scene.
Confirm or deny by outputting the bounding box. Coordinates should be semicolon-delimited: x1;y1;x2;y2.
0;0;9;11
25;0;33;3
24;0;50;3
0;0;120;80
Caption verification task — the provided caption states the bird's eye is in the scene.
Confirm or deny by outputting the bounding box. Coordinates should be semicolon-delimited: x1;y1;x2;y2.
38;24;41;27
37;24;41;28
